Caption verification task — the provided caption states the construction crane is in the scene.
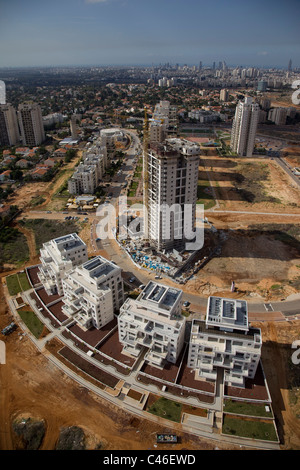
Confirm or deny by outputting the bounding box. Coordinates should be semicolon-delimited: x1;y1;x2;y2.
143;107;149;241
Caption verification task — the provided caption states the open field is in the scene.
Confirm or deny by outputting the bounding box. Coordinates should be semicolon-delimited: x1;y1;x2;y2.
5;151;82;212
199;155;300;212
185;220;300;300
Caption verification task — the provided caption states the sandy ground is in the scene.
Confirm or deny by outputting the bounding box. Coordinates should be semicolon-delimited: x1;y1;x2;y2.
5;152;82;211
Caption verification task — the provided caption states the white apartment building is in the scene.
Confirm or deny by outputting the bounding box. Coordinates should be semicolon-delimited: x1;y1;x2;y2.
68;139;107;195
68;161;99;195
144;138;200;252
230;97;259;157
18;102;45;146
38;233;88;296
0;103;20;146
62;255;124;330
118;281;185;367
68;130;119;195
187;296;262;388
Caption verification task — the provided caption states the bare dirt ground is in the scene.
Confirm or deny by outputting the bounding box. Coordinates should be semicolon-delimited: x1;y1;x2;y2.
6;151;82;212
185;223;300;301
200;155;300;213
188;152;300;300
283;145;300;166
253;320;300;450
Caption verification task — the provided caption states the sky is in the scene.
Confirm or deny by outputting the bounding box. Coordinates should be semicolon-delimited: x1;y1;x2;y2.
0;0;299;68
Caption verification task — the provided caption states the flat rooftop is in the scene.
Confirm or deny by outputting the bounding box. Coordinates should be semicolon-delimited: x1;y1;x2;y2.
52;233;86;252
206;296;248;332
81;256;119;279
138;281;182;311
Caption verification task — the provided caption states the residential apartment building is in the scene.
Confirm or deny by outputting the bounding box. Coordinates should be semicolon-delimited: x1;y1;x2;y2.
68;130;117;195
268;107;288;125
187;296;262;388
153;100;178;134
0;103;20;146
118;281;185;367
230;97;259;157
18;102;45;146
149;119;167;144
68;141;107;195
70;115;79;140
38;233;88;296
68;161;99;195
62;255;124;330
143;138;200;252
219;89;229;102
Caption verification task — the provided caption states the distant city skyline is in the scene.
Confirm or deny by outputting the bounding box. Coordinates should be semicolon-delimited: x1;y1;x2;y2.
0;0;299;69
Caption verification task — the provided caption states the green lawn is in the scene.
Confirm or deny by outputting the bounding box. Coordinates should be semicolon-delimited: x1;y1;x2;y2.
18;272;31;292
222;415;278;441
147;397;182;423
223;399;273;418
6;272;31;296
17;310;45;339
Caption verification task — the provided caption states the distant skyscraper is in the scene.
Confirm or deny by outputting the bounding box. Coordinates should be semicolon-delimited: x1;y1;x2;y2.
257;80;267;92
230;97;259;157
70;115;78;140
199;61;202;71
0;103;20;146
288;59;292;72
220;89;229;102
18;102;45;146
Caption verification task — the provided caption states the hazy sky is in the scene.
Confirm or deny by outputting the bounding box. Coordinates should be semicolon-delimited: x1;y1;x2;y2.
0;0;299;68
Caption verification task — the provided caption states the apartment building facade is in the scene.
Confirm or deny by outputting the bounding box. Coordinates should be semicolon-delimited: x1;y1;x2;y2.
38;233;88;296
62;255;124;330
18;102;45;146
153;100;178;134
268;107;288;125
143;138;200;252
0;103;20;146
68;130;119;195
118;281;185;367
230;97;259;157
187;296;262;388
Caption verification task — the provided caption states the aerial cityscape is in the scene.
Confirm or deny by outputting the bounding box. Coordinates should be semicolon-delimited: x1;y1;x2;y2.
0;0;300;457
